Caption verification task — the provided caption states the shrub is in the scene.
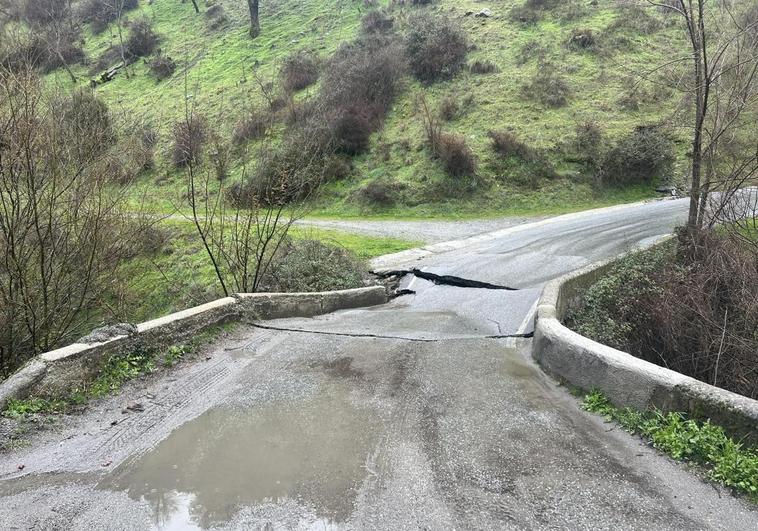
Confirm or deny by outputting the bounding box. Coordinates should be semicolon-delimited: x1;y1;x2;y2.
149;54;176;80
61;89;115;156
322;155;352;181
517;39;548;64
280;53;319;92
232;110;270;144
469;60;498;74
361;10;393;34
438;95;459;121
204;3;228;30
574;120;603;165
330;105;375;155
172;114;207;167
80;0;139;33
524;67;571;107
509;6;540;25
23;0;68;25
405;14;468;83
437;133;476;178
487;130;533;160
260;239;366;293
40;32;85;73
568;28;595;49
600;126;673;186
125;18;159;59
354;177;402;205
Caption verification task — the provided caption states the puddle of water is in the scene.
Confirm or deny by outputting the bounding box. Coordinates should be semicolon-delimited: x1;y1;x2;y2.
101;386;379;530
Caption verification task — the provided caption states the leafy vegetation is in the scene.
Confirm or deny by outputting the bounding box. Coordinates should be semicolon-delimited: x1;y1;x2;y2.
583;390;758;500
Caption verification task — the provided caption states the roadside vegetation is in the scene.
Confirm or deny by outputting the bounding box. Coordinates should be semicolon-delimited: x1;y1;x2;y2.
582;390;758;500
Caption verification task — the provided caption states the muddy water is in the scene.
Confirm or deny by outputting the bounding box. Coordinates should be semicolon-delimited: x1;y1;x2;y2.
101;385;380;530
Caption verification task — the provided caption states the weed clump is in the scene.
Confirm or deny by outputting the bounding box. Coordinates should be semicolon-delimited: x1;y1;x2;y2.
568;28;595;49
437;133;477;178
488;130;533;160
469;60;498;74
232;110;271;145
361;10;394;34
354;178;403;206
405;14;468;83
438;95;459;121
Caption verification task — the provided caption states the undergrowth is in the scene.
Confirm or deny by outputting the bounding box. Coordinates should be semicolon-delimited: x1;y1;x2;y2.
583;390;758;500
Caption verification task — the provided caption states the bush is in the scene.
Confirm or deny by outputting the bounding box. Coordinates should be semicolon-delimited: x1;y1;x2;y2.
232;110;270;144
569;233;758;399
574;120;603;165
149;54;176;80
438;95;459;121
23;0;68;25
437;133;476;178
405;14;468;83
509;6;540;25
330;105;375;155
61;89;115;156
354;177;402;206
568;28;595;49
523;67;571;107
172;114;207;167
80;0;137;33
280;53;319;92
125;18;159;59
361;10;393;34
600;126;673;186
0;30;84;73
80;0;139;33
204;3;228;30
517;39;548;64
469;60;498;74
487;130;533;160
261;239;366;293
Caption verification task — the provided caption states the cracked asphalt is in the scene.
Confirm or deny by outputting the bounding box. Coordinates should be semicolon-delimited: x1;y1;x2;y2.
2;198;757;530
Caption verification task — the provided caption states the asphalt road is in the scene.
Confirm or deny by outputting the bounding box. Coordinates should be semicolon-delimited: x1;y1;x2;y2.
2;198;757;530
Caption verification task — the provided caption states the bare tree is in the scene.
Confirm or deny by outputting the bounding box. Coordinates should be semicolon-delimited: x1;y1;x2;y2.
649;1;758;233
0;67;137;376
247;0;260;38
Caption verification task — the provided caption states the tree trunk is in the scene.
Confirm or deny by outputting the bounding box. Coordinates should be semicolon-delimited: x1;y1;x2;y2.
247;0;260;38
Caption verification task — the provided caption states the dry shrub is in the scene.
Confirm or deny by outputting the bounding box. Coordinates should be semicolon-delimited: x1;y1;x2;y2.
568;28;595;49
361;10;393;34
330;105;376;155
23;0;68;25
172;114;207;167
62;88;116;157
488;130;533;160
437;133;476;177
80;0;139;33
354;177;402;205
232;110;270;144
405;14;468;83
438;95;459;121
149;54;176;80
125;17;159;59
524;66;571;107
600;126;673;186
469;60;498;74
570;233;758;399
204;3;228;30
280;52;319;92
1;29;84;73
574;120;603;164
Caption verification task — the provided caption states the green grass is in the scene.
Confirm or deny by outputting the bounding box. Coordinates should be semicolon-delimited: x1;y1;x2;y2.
41;0;688;218
583;390;758;500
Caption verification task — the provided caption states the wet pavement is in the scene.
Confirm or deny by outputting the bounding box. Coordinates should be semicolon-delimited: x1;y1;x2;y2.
1;198;757;529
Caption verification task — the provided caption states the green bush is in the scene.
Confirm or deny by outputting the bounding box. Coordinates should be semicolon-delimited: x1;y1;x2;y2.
261;239;367;292
566;245;671;351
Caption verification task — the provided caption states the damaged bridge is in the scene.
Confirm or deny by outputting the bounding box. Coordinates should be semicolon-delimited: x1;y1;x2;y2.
2;197;757;530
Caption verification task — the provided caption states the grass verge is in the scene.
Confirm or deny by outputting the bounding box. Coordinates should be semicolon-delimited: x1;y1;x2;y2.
3;325;230;420
583;390;758;500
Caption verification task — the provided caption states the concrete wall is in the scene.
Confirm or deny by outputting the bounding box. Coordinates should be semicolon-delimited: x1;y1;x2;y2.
0;287;387;409
532;253;758;443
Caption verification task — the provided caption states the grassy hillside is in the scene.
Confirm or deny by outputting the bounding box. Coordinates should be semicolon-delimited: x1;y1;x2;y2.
42;0;689;218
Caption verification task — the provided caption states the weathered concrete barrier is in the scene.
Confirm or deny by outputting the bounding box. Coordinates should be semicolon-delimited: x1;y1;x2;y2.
0;286;387;409
532;251;758;443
